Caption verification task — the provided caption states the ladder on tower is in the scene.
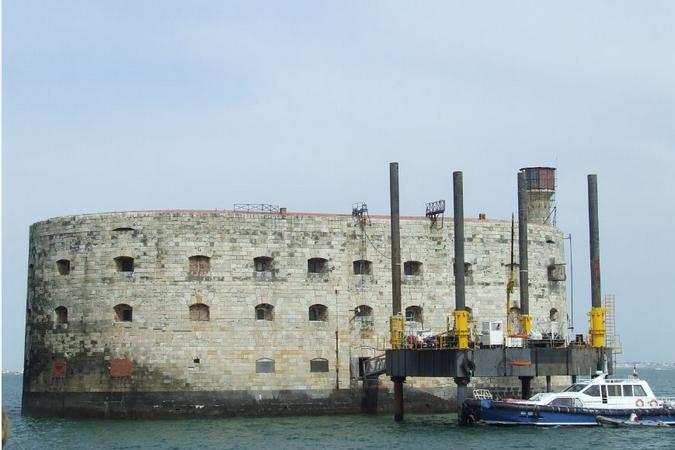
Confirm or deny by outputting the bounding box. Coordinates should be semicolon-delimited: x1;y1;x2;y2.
604;294;622;372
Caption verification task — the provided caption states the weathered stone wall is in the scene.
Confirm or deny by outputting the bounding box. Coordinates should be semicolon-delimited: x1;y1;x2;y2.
23;210;566;415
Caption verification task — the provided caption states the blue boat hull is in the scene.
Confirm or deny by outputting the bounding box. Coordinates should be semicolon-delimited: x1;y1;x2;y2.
461;399;675;426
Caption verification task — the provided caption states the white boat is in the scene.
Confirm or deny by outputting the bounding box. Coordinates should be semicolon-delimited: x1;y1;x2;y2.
460;371;675;426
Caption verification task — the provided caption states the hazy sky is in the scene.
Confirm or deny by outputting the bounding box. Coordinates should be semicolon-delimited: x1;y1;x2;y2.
3;1;675;370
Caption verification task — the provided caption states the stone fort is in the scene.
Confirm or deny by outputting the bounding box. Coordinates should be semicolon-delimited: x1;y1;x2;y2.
22;168;567;417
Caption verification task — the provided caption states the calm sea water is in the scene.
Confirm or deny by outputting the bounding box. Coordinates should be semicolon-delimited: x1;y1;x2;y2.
3;368;675;450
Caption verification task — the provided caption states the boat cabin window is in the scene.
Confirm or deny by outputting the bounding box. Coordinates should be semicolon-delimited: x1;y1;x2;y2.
623;385;633;396
563;384;586;393
548;398;575;407
607;385;622;397
584;385;600;397
633;385;647;397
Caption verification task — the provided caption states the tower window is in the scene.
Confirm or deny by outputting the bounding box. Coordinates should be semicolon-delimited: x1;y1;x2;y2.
114;304;133;322
354;304;373;326
256;358;275;373
404;261;422;276
56;259;71;275
309;304;328;322
310;358;329;373
255;303;274;321
548;264;566;281
189;303;210;321
55;306;68;324
189;255;211;275
353;260;372;275
464;263;474;285
114;256;134;272
550;308;559;321
405;305;423;323
254;256;273;272
308;258;327;274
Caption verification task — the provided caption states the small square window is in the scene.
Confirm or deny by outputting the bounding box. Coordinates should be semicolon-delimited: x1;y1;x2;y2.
56;259;71;275
310;358;329;372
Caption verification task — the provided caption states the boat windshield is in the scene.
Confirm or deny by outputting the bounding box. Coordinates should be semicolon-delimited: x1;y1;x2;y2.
563;384;587;393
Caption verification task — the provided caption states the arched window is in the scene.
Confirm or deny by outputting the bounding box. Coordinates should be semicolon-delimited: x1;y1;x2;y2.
354;304;373;326
114;256;134;272
114;304;133;322
189;255;211;275
256;358;275;373
404;261;422;276
550;308;559;321
56;259;71;275
353;260;372;275
307;257;327;274
254;256;273;272
255;303;274;321
405;306;423;323
309;304;328;322
55;306;68;324
190;303;210;321
310;358;329;373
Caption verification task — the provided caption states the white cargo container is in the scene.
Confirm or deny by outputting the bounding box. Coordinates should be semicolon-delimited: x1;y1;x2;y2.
480;321;504;347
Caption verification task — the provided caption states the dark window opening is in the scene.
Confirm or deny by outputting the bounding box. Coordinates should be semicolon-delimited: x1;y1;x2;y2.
464;263;474;285
256;358;275;373
354;304;373;326
114;256;134;272
56;259;71;275
254;256;273;272
404;261;422;276
550;308;559;321
114;304;133;322
55;306;68;324
310;358;329;372
189;303;210;321
548;264;566;281
189;255;211;275
405;306;423;323
193;358;200;364
255;303;274;321
308;257;327;274
113;227;135;232
309;304;328;322
353;260;372;275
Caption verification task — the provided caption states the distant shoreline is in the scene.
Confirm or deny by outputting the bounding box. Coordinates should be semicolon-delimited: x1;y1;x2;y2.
616;362;675;368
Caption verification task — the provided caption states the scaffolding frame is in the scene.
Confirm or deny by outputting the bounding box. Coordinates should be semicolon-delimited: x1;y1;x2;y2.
604;293;622;372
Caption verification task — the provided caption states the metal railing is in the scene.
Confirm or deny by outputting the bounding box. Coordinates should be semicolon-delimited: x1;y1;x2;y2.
362;353;387;378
